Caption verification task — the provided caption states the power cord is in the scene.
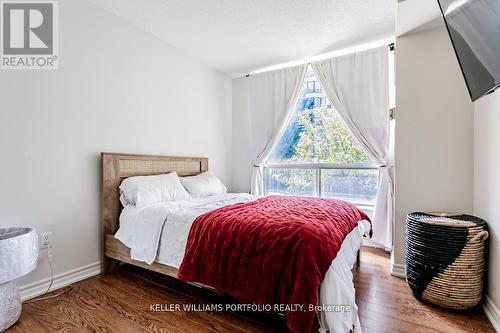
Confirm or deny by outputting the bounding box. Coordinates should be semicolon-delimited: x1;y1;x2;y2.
45;246;54;293
25;245;73;303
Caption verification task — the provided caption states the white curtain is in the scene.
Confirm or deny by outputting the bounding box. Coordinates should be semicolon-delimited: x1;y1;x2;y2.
312;46;392;249
248;65;308;195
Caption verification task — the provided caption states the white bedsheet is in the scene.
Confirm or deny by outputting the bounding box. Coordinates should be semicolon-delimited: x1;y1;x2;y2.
115;193;370;333
115;193;255;264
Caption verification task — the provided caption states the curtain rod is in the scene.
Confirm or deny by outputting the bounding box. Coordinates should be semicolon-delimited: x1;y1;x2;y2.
245;43;395;78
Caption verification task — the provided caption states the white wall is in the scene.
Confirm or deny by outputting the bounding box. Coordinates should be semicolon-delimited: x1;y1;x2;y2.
474;89;500;328
393;14;474;269
0;0;232;292
231;77;253;193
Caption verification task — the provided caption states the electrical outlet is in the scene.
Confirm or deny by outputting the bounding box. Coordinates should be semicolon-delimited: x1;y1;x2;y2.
40;232;52;249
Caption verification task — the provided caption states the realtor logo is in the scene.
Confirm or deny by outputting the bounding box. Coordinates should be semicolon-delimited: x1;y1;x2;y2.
1;1;58;69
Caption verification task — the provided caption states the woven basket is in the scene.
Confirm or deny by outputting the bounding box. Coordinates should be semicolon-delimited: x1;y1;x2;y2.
405;212;489;309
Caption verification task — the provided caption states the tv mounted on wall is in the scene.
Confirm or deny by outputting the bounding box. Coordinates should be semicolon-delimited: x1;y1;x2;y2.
437;0;500;101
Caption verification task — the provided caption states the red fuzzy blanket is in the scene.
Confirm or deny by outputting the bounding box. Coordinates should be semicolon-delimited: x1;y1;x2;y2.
178;195;369;332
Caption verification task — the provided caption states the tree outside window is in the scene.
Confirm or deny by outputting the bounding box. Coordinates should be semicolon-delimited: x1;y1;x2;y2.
265;67;378;207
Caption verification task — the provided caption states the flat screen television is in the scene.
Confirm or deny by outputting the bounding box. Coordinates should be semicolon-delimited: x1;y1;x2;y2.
437;0;500;101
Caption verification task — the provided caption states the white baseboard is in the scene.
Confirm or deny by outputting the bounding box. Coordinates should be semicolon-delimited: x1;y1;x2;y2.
19;261;101;301
484;295;500;332
391;263;406;279
362;238;390;251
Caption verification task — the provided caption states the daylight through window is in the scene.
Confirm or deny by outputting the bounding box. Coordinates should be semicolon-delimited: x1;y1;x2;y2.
264;66;379;209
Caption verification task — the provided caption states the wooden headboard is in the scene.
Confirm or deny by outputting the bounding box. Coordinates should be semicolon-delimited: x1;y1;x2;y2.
101;153;208;237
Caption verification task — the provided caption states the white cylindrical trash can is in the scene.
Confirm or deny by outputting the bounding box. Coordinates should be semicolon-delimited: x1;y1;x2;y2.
0;227;39;331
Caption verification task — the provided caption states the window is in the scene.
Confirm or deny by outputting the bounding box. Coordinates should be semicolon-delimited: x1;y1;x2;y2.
264;66;379;209
305;82;313;93
305;80;322;94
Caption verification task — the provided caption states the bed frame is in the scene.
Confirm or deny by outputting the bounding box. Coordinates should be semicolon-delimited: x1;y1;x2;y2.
101;152;208;276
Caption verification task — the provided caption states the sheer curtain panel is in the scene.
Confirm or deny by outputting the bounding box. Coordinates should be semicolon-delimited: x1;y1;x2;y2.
248;65;308;195
312;46;392;249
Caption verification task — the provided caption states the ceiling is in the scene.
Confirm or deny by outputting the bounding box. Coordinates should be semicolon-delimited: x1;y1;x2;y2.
88;0;396;77
397;0;443;37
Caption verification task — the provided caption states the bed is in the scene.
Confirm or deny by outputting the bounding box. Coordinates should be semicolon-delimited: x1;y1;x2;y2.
101;153;370;333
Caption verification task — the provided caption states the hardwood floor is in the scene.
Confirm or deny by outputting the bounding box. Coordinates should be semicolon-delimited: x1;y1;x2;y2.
8;247;495;333
354;247;494;333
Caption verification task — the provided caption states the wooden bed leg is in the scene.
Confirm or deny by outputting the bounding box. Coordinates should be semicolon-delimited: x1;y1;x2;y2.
356;248;361;267
102;257;119;275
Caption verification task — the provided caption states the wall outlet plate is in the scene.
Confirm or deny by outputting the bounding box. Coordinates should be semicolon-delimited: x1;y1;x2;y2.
40;232;52;249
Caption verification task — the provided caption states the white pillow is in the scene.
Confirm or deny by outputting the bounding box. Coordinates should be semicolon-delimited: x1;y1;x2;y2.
119;172;191;207
180;171;227;198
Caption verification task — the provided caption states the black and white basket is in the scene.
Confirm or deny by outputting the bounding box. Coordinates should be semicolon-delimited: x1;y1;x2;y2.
405;212;488;309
